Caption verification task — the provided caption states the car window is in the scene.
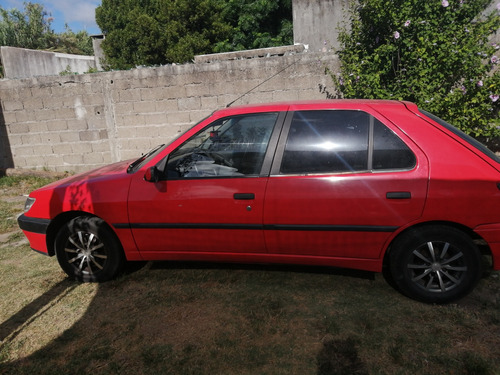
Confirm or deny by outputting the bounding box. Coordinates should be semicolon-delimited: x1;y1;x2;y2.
280;110;415;174
166;112;278;178
373;119;416;170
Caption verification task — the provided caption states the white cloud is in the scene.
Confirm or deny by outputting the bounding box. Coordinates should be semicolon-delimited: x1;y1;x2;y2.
46;0;99;25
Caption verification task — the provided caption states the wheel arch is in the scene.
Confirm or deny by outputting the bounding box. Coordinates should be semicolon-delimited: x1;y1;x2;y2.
46;211;123;257
383;221;492;269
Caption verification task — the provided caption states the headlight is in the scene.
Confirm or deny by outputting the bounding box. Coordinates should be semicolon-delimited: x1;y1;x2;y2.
24;197;36;213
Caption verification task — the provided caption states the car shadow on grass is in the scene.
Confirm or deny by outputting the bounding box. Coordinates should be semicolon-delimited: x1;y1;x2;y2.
0;279;77;343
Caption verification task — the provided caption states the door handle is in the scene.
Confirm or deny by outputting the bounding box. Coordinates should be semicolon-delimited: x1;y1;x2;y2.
234;193;255;200
386;192;411;199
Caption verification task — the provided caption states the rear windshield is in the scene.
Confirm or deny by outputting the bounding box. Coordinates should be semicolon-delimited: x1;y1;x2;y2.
420;110;500;164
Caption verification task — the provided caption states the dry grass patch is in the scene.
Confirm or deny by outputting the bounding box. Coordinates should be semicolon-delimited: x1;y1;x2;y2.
1;176;499;375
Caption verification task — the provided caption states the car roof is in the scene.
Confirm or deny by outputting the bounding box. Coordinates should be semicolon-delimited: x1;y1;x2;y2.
215;99;414;117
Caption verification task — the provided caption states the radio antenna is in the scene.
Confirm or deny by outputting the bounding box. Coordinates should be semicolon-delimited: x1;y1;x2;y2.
226;59;299;108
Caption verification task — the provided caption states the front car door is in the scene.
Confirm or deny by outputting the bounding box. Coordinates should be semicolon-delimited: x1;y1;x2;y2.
263;106;429;269
127;111;284;257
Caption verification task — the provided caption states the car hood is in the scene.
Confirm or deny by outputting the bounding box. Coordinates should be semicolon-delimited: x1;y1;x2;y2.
34;160;133;192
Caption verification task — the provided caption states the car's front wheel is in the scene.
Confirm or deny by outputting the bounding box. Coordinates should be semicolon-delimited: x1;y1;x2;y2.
390;226;482;303
55;216;124;282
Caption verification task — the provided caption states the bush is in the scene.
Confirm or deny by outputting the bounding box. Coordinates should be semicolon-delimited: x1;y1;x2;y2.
331;0;500;137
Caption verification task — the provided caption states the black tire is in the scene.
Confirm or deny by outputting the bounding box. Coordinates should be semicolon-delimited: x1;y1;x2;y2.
389;226;482;304
55;216;125;282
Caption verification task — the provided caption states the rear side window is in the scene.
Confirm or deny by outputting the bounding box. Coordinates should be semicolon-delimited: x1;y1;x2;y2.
373;119;416;170
280;110;416;174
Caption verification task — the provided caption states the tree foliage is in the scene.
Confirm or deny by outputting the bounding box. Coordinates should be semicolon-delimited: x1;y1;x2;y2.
95;0;292;69
332;0;500;137
214;0;293;52
0;2;93;56
0;2;54;50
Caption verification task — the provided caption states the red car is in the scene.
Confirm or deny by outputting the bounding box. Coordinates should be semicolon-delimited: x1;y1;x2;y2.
18;100;500;303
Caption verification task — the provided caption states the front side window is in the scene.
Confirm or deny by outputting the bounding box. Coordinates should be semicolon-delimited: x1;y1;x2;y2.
166;112;278;178
280;110;415;175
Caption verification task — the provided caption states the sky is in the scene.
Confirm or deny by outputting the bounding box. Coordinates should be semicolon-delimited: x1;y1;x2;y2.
0;0;101;35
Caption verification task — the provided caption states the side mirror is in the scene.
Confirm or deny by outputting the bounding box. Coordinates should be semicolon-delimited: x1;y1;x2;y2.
144;166;161;183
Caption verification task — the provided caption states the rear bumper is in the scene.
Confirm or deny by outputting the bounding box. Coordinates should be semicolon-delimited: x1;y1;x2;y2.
17;214;51;255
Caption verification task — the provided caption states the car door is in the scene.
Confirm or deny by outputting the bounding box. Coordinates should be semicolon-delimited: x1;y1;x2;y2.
263;109;429;260
127;111;284;256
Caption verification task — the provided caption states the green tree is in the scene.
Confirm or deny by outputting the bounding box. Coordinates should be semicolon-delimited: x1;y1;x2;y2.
95;0;292;69
96;0;233;69
214;0;293;52
332;0;500;137
0;2;93;56
0;2;54;49
53;25;94;56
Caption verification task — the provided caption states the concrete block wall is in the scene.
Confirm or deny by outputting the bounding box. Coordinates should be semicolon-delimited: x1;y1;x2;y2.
1;46;96;79
0;49;339;173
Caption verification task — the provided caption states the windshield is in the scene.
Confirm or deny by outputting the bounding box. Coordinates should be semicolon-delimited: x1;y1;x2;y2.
420;110;500;164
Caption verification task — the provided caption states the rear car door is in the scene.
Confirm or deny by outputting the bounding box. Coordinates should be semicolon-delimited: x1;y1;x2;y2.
127;111;284;256
263;108;429;260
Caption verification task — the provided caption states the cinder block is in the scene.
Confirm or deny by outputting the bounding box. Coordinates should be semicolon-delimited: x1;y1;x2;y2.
116;126;137;139
63;154;84;165
114;102;134;116
163;85;186;99
140;87;164;101
119;89;141;102
14;145;35;155
31;87;51;98
133;101;157;114
190;110;212;123
87;117;106;129
37;109;56;121
8;123;29;134
59;131;81;142
32;144;53;155
128;138;153;150
23;98;43;110
83;152;105;165
156;99;178;112
20;133;41;144
178;97;201;111
3;101;23;111
143;113;167;126
2;111;17;124
39;132;60;144
92;141;110;153
186;83;210;97
67;119;88;131
166;111;190;125
15;111;35;123
200;96;218;109
55;107;78;120
99;130;108;139
79;130;100;142
71;143;93;154
82;94;105;106
52;143;74;155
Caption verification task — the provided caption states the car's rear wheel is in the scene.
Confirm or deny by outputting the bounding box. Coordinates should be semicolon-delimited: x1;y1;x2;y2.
390;226;482;303
55;216;124;282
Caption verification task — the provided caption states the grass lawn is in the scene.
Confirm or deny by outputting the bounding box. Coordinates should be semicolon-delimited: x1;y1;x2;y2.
0;175;499;374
